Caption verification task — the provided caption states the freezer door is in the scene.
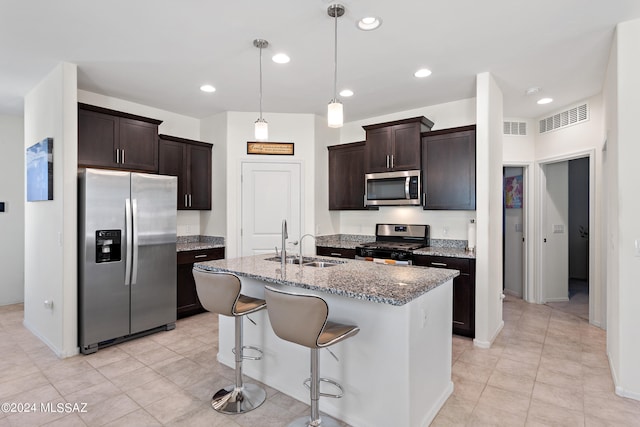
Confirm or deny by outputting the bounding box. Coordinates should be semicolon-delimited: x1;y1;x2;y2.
78;169;131;347
130;173;177;334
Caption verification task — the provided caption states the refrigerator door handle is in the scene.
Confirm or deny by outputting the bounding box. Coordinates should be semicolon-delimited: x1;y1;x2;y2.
125;198;133;285
131;198;139;285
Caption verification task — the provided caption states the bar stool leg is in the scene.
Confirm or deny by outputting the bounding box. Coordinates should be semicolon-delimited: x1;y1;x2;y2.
211;315;266;414
289;348;342;427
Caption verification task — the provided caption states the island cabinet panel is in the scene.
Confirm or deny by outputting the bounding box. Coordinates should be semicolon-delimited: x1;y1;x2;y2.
78;103;161;172
421;125;476;210
328;141;369;210
316;246;356;259
414;254;476;337
177;247;224;318
363;116;433;173
158;134;212;210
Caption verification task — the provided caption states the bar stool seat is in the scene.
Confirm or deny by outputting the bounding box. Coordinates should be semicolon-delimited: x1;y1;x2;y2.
193;268;267;414
264;286;359;427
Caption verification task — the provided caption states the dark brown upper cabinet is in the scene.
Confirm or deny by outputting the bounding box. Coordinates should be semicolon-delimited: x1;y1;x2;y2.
78;103;162;173
421;125;476;210
158;134;212;210
363;116;434;173
327;141;372;210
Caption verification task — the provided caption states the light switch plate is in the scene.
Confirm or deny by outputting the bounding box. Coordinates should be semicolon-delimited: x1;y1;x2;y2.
553;224;564;234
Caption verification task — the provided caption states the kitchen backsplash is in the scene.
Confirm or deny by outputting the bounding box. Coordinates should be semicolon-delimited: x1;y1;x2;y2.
177;235;225;245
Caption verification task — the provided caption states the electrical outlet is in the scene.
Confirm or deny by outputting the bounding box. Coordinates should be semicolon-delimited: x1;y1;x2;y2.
635;239;640;257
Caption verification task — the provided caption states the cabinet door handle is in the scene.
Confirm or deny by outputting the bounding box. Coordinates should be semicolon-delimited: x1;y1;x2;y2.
188;194;192;207
184;194;188;208
391;154;394;168
386;155;390;169
453;321;465;325
330;252;342;257
116;148;120;164
121;149;125;164
194;254;207;259
431;262;448;267
422;192;426;207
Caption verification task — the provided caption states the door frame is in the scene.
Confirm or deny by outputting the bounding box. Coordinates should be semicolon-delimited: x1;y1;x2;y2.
502;162;536;302
502;162;533;303
535;149;597;325
236;159;305;258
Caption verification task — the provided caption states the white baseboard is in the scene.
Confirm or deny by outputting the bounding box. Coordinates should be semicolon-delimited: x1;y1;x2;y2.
474;320;505;349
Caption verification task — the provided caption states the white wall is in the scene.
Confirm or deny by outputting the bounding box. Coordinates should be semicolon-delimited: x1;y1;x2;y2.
77;90;203;236
200;112;227;238
23;62;78;357
0;114;25;305
603;19;620;396
606;18;640;400
222;111;317;258
333;98;477;240
474;72;504;347
543;161;569;302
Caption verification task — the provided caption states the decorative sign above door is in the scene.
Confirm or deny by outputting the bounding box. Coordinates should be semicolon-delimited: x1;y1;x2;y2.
247;142;294;156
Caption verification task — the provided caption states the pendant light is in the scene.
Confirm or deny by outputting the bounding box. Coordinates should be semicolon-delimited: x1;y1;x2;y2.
254;39;269;141
327;4;345;128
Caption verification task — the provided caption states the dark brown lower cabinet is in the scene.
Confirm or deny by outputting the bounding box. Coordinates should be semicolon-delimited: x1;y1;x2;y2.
315;246;356;259
413;255;475;338
177;247;225;318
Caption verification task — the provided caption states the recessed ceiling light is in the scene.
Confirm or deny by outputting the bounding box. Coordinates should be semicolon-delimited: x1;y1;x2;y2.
357;16;382;31
200;84;216;93
414;68;432;78
272;53;290;64
339;89;354;97
537;97;553;105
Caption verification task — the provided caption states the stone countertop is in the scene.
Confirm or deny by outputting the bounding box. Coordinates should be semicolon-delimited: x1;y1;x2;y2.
176;235;225;252
194;254;459;306
413;247;475;259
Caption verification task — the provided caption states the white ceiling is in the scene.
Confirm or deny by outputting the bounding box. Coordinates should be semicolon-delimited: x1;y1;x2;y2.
2;0;640;122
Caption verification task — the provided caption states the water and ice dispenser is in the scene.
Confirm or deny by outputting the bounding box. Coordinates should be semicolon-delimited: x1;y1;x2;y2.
95;230;121;263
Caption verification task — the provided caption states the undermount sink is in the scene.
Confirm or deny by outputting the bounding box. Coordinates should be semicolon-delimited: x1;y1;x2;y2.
302;261;339;268
264;256;342;268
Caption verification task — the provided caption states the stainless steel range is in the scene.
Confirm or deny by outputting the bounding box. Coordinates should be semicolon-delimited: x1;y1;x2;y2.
355;224;430;265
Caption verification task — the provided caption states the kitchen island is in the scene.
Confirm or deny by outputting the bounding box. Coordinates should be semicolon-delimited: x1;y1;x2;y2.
195;254;458;427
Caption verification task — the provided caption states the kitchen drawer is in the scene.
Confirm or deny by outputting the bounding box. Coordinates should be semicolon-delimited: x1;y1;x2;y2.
177;247;225;265
413;255;470;274
316;246;356;259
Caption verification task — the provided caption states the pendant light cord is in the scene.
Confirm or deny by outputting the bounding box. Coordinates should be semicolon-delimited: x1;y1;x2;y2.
259;44;264;120
333;9;338;101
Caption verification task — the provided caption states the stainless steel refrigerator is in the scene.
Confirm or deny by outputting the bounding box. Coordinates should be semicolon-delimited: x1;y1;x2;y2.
78;168;177;354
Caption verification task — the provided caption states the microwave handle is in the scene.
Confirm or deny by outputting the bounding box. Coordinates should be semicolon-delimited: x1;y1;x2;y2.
405;177;411;199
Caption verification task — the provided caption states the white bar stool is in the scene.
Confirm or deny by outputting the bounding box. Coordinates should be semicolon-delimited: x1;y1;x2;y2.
264;286;360;427
193;268;267;414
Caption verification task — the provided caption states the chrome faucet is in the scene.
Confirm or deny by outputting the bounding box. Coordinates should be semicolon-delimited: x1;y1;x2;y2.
281;219;288;272
299;233;316;265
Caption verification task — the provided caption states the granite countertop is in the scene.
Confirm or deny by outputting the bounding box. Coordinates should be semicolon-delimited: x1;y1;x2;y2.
194;254;459;306
315;234;475;259
177;235;225;252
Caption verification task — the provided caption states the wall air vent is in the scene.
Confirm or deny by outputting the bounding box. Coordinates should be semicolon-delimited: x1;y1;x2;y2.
539;103;589;134
503;121;527;136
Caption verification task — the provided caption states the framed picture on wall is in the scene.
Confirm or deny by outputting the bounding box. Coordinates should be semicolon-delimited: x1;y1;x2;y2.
504;174;522;208
26;137;53;202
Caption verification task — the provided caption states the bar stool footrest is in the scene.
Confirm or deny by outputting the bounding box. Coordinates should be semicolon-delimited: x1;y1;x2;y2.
302;377;344;399
232;345;263;360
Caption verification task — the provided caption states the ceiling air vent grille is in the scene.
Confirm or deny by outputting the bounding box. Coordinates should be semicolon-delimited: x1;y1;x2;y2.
503;121;527;136
539;103;589;133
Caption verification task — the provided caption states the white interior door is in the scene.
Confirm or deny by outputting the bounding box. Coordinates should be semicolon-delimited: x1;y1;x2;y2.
241;162;301;256
543;162;569;302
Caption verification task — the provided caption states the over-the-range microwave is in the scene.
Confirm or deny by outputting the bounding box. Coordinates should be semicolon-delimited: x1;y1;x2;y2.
364;169;421;206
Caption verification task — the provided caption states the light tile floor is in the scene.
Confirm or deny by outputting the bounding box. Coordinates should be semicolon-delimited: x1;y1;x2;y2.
1;297;639;426
433;296;640;426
